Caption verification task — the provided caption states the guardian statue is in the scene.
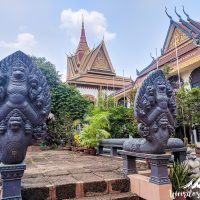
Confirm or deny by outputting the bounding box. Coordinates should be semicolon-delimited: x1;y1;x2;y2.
123;69;178;154
0;51;51;164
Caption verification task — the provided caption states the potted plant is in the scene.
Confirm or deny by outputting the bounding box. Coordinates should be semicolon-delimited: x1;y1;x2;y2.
74;132;82;151
169;161;190;200
80;111;110;155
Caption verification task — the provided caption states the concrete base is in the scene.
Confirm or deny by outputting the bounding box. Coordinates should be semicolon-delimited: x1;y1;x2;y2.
128;174;173;200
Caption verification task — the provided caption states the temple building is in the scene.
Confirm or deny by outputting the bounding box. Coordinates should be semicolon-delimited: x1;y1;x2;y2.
113;8;200;146
66;18;132;103
113;8;200;102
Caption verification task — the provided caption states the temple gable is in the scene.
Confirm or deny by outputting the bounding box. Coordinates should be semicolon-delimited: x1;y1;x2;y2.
91;47;111;71
166;27;189;51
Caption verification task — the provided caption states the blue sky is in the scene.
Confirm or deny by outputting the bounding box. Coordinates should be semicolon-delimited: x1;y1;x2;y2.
0;0;199;81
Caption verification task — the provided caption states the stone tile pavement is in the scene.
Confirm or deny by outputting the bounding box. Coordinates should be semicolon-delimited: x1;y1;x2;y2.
21;150;147;200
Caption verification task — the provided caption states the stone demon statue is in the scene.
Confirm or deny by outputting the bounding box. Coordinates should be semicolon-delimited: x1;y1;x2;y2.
123;69;182;154
0;51;51;164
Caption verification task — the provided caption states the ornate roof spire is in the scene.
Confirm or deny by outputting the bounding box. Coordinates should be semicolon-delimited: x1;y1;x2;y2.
165;7;173;22
182;6;190;20
76;14;90;63
175;7;182;21
175;6;199;34
80;14;87;42
150;53;155;61
182;6;200;31
136;69;140;76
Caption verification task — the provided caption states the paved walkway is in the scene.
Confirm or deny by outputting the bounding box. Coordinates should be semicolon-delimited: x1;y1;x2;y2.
24;150;122;186
22;150;147;199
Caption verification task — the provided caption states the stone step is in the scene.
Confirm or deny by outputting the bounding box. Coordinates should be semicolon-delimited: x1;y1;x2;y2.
64;192;140;200
21;177;132;200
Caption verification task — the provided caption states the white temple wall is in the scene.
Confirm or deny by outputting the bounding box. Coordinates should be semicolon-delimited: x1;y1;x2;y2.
180;69;193;89
101;89;114;96
77;86;115;100
77;87;99;99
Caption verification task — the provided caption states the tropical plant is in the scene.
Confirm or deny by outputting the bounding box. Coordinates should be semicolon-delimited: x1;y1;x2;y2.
74;133;81;147
51;84;91;121
169;161;190;192
176;85;200;140
90;93;138;138
43;85;91;147
44;111;73;147
109;106;138;138
80;111;110;148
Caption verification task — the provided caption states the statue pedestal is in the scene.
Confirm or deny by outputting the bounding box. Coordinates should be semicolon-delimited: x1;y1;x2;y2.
129;174;173;200
120;151;173;199
0;163;26;200
119;150;171;184
148;155;171;184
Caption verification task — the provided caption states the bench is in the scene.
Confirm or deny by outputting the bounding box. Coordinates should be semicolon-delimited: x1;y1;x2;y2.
98;138;127;156
118;147;187;185
98;138;187;160
166;147;187;162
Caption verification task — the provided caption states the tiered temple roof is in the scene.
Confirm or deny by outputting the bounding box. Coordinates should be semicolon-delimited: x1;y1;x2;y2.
135;7;200;86
67;17;132;88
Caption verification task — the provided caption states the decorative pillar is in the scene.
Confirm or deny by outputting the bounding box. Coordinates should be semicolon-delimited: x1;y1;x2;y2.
98;146;104;155
122;155;137;175
149;155;171;185
110;147;118;156
0;163;26;200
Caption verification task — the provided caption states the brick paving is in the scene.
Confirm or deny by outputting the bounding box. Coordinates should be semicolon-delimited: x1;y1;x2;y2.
21;150;147;200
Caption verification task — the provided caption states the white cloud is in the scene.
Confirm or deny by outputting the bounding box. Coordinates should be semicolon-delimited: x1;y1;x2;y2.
60;9;116;46
0;33;37;51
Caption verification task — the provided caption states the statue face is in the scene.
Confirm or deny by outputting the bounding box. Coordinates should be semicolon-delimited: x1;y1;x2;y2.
147;86;154;96
138;123;150;137
158;115;168;129
155;80;169;109
157;81;166;94
167;86;173;97
30;79;38;89
9;116;22;132
0;111;32;164
12;63;26;80
141;97;151;110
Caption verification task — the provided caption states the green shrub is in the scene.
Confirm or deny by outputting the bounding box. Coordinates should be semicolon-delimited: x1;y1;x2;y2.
169;161;190;192
44;84;91;147
108;106;138;138
80;111;110;148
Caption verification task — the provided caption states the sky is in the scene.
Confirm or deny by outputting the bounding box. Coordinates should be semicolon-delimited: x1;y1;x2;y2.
0;0;199;82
